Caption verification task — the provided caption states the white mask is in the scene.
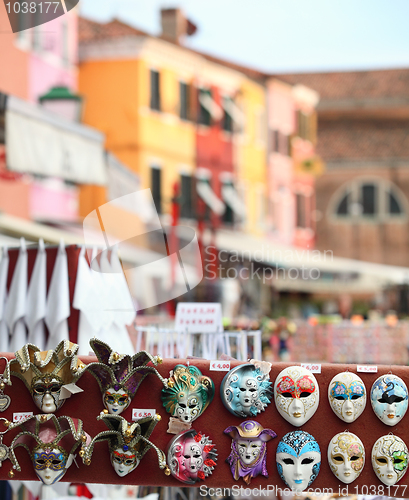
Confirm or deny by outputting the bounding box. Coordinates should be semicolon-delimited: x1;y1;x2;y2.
328;372;366;423
276;431;321;492
274;366;319;426
370;374;408;426
111;447;140;477
103;387;131;415
328;432;365;484
236;438;263;466
372;435;408;485
33;447;73;485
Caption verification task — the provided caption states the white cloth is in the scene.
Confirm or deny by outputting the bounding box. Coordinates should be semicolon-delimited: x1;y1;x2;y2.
5;238;27;352
45;240;70;349
26;239;47;349
0;247;9;352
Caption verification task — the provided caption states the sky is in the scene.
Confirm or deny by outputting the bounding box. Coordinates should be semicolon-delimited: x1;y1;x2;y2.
79;0;409;74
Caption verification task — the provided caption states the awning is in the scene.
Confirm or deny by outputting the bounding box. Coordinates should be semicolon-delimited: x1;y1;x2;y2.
198;92;224;120
222;184;247;218
5;95;107;185
223;98;245;127
196;180;225;215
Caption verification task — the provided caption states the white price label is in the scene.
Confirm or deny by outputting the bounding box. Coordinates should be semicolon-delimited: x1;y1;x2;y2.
209;360;231;371
357;365;378;373
13;412;33;423
132;409;156;421
300;363;321;373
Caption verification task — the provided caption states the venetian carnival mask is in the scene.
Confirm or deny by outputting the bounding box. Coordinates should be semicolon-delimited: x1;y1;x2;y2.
276;431;321;492
86;339;169;415
370;374;408;426
328;371;366;423
224;420;276;485
161;365;215;425
328;432;365;484
371;435;408;485
81;414;168;478
274;366;319;426
9;415;89;485
10;341;85;413
167;429;217;484
220;364;272;418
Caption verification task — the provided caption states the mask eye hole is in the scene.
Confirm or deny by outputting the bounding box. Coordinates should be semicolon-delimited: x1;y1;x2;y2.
179;403;186;408
301;457;314;465
239;388;246;392
334;395;345;400
283;458;294;465
351;394;362;400
36;459;45;465
183;455;190;459
113;456;121;464
118;397;128;405
378;398;387;404
51;460;62;465
281;392;293;398
376;457;388;464
350;455;360;461
34;386;46;394
249;388;257;393
299;392;311;398
50;384;61;394
107;396;115;404
394;397;404;403
394;458;404;464
124;459;134;466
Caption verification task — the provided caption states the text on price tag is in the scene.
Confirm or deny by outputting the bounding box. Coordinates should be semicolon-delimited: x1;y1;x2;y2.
209;360;231;371
132;409;156;421
357;365;378;373
300;363;321;373
13;412;33;423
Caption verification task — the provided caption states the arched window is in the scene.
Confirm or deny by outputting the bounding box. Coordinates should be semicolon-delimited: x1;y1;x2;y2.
332;179;406;222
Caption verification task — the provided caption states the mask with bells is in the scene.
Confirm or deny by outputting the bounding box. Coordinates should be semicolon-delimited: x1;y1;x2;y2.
328;432;365;484
328;372;366;423
224;420;276;485
86;339;169;415
276;431;321;492
274;366;319;426
9;415;89;485
81;414;168;477
10;341;85;413
161;365;215;425
167;429;217;484
370;374;408;426
220;364;272;418
372;435;408;486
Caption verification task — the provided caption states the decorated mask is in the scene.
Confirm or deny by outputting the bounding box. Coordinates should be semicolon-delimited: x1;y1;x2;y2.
224;420;276;485
9;415;89;484
167;429;217;484
372;435;408;485
86;339;169;415
370;374;408;426
274;366;319;426
328;432;365;484
220;364;272;418
161;365;215;425
276;431;321;492
10;341;85;413
81;414;168;478
328;371;366;423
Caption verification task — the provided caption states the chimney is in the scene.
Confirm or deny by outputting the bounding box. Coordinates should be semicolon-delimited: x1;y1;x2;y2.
160;8;197;44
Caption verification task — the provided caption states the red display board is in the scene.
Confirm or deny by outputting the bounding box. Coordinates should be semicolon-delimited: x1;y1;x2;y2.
0;357;408;497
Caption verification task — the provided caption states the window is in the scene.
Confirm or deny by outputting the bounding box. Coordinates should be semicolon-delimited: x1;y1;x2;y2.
198;88;211;126
270;130;291;156
222;97;233;132
296;110;316;142
222;181;234;224
151;167;161;214
150;70;161;111
179;82;190;120
333;179;406;222
296;193;307;228
180;174;194;218
62;20;69;66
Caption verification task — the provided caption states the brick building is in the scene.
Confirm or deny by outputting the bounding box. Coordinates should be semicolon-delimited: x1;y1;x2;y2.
280;68;409;267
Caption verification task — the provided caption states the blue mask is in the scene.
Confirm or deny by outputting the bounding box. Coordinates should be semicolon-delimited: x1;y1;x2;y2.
370;375;408;426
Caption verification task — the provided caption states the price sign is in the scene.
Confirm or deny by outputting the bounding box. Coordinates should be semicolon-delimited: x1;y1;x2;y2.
132;409;156;421
300;363;321;374
357;365;378;373
13;412;33;423
209;360;231;371
175;303;223;333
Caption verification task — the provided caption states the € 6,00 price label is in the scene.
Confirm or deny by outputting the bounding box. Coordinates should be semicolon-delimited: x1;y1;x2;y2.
300;363;321;374
13;412;33;423
209;360;231;371
132;409;156;421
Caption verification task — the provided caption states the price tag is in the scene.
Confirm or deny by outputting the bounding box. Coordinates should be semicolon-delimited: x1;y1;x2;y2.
300;363;321;374
357;365;378;373
209;360;231;371
13;412;33;423
132;409;156;421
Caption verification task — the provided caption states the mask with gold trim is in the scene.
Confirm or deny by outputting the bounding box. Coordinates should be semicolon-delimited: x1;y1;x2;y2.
86;339;170;415
328;432;365;484
8;414;89;485
328;372;366;423
80;413;168;477
371;434;408;485
10;341;85;413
